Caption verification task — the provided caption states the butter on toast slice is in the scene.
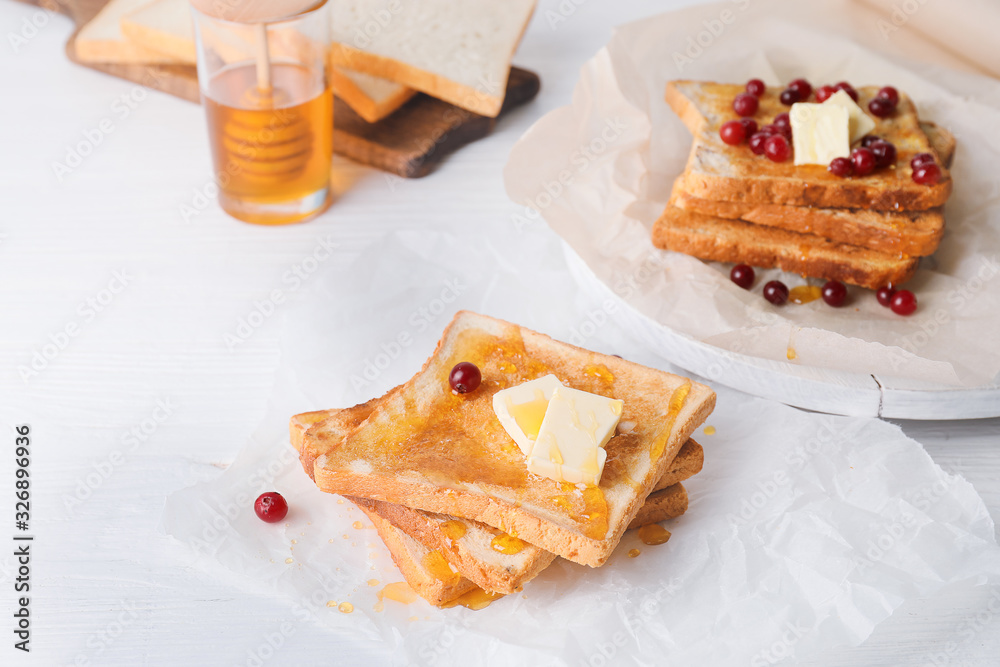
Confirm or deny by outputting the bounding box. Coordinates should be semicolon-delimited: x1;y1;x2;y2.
667;81;952;211
652;204;919;289
671;123;956;257
309;311;715;567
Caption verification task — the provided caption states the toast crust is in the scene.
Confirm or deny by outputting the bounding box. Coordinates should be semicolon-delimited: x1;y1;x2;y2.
671;187;944;257
330;68;417;123
353;499;478;605
627;483;688;530
652;204;919;289
309;311;715;567
666;81;952;211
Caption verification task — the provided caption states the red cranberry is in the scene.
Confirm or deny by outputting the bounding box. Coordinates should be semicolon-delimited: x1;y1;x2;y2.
821;280;848;307
761;123;791;139
851;147;876;176
749;132;769;155
730;264;755;289
788;78;812;99
733;93;759;116
255;492;288;523
764;135;791;162
763;281;789;305
773;112;791;128
828;157;854;177
876;286;896;307
779;88;800;106
835;82;859;102
449;362;482;394
870;140;897;168
861;135;881;148
739;118;759;136
890;289;917;315
913;162;942;186
868;98;895;118
910;153;936;169
876;86;900;106
815;85;837;102
746;79;766;97
720;120;746;145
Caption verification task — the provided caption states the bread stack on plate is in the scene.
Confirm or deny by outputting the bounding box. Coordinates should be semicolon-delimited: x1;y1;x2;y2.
290;311;716;607
653;80;955;289
77;0;537;122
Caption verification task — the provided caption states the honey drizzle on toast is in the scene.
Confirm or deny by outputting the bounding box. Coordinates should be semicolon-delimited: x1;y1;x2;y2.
649;381;692;462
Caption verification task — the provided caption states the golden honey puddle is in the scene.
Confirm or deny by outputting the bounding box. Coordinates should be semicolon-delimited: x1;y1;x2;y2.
583;363;615;389
440;588;504;611
637;524;672;546
789;285;822;304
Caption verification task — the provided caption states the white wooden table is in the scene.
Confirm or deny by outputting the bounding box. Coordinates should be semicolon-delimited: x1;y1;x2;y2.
1;0;998;664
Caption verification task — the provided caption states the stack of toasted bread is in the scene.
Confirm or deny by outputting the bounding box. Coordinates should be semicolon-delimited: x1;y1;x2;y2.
290;311;715;607
653;81;956;289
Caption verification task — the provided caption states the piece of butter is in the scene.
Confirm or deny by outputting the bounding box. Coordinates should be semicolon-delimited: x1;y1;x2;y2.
823;89;876;144
527;386;623;485
492;374;563;456
790;102;850;166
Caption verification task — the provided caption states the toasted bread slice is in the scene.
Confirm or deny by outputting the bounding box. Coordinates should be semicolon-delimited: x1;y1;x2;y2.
670;186;944;257
309;311;715;567
330;69;417;123
356;483;688;607
292;400;703;593
627;483;687;530
666;81;952;211
291;406;703;491
652;204;919;289
923;121;956;170
354;499;478;606
670;123;956;257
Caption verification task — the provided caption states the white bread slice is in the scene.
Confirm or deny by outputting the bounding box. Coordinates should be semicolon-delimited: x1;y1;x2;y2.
309;311;715;567
76;0;188;64
120;0;196;63
331;68;416;122
328;0;537;117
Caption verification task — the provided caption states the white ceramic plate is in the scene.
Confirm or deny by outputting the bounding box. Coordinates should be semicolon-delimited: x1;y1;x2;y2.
564;247;1000;419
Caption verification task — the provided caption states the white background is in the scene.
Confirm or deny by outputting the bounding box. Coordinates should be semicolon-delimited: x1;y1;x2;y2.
1;0;998;664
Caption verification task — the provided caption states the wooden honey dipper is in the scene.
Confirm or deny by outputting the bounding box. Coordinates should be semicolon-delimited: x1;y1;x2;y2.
191;0;327;184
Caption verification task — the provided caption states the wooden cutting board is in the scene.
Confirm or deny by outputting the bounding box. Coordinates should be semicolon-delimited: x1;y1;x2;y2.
23;0;540;178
